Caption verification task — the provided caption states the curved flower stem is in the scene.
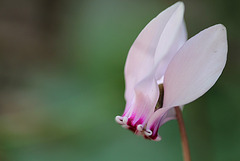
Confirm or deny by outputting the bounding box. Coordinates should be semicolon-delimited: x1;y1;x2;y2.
175;106;191;161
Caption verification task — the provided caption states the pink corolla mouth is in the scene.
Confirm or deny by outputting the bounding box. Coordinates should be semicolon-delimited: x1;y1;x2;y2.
115;115;143;133
115;115;161;141
144;129;161;141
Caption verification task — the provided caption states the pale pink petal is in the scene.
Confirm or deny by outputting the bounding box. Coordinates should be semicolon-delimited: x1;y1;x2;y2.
124;2;185;103
155;21;187;80
144;107;172;141
163;24;228;108
154;3;187;80
144;106;183;141
117;2;187;137
116;76;159;133
160;106;184;125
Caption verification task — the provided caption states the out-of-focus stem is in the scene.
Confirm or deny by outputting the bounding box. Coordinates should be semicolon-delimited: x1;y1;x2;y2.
175;106;191;161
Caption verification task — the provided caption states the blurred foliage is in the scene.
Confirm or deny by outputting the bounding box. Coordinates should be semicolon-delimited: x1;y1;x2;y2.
0;0;239;161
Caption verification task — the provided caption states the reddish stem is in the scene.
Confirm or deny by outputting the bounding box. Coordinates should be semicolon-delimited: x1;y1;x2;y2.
175;106;191;161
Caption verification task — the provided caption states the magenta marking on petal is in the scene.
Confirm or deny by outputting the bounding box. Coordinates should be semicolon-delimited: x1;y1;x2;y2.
122;115;146;134
128;116;144;128
144;131;161;141
149;134;159;140
127;117;134;126
135;117;144;125
128;126;137;133
149;126;159;140
116;108;150;136
143;128;161;141
143;135;151;140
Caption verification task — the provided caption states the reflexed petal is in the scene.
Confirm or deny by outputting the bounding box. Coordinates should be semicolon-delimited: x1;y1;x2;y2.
124;1;185;102
145;107;172;141
163;24;228;108
116;76;159;133
159;106;184;125
145;106;183;141
155;21;187;80
154;3;187;80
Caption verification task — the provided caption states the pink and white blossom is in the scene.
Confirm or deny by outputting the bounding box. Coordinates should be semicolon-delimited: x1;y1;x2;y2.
115;1;228;141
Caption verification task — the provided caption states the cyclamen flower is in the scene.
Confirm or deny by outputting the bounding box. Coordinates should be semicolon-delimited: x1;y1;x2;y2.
115;2;227;141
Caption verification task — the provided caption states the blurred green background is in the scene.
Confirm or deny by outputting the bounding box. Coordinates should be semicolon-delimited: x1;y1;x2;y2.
0;0;239;161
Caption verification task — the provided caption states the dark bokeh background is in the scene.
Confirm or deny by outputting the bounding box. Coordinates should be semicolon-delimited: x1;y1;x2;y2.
0;0;239;161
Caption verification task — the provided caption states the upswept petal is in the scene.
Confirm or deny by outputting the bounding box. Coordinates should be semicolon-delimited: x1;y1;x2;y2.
145;105;183;141
163;24;228;108
159;106;184;125
154;3;187;80
155;21;187;80
116;75;159;133
124;1;186;102
145;107;172;141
